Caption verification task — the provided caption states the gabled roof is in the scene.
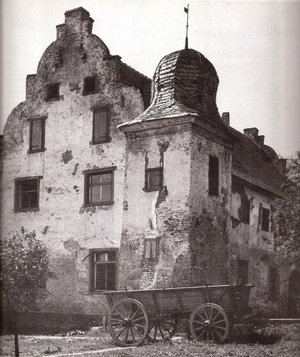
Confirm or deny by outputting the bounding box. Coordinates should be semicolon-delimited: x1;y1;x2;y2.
230;127;285;196
118;61;151;109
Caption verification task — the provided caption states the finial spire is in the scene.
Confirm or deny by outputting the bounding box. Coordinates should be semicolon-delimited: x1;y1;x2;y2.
184;4;189;49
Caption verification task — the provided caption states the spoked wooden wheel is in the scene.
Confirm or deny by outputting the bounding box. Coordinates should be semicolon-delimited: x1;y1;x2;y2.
108;298;149;347
147;316;178;342
189;303;229;343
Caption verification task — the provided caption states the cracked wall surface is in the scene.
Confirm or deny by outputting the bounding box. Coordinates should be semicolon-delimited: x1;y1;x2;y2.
119;124;192;290
189;126;232;286
118;119;234;291
1;7;149;315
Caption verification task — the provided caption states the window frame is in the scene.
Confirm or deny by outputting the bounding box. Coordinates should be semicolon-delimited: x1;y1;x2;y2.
84;168;115;207
89;249;118;292
261;207;270;232
144;239;159;261
28;117;46;153
46;82;60;101
92;107;110;144
208;155;219;196
144;167;163;192
14;176;42;213
83;75;98;95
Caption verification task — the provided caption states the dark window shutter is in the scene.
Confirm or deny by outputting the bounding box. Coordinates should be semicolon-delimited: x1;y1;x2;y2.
208;156;219;196
93;109;109;143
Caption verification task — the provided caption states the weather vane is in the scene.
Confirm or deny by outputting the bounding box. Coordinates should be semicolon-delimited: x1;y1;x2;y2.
184;4;189;49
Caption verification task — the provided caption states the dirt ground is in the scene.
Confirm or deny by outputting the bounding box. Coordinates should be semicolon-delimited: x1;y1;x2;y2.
0;325;299;357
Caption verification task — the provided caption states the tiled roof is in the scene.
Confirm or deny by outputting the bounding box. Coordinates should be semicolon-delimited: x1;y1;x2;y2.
119;61;151;109
230;127;284;196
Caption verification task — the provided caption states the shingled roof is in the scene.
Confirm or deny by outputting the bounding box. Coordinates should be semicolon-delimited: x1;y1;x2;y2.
121;48;221;127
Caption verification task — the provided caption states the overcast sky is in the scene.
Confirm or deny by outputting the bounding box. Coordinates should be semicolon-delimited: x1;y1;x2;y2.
1;0;299;157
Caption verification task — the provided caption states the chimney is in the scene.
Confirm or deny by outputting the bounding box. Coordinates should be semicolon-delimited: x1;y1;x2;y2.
64;7;94;37
243;127;259;141
221;112;230;126
277;159;287;175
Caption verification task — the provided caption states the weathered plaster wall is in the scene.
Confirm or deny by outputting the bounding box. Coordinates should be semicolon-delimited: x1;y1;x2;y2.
119;124;192;290
230;184;277;313
189;125;233;286
1;8;146;315
119;120;234;291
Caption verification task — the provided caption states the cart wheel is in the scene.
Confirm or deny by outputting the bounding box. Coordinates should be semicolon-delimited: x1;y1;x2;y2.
147;316;178;342
108;298;149;347
189;303;229;343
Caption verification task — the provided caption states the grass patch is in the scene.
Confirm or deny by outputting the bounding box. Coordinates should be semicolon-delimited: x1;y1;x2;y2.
0;324;299;356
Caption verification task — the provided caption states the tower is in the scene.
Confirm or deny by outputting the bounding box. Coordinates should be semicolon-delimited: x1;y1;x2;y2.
118;48;235;289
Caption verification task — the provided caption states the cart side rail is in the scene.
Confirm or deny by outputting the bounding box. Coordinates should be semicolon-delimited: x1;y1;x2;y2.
105;284;254;315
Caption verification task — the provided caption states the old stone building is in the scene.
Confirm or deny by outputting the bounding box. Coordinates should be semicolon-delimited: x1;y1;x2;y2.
1;7;292;328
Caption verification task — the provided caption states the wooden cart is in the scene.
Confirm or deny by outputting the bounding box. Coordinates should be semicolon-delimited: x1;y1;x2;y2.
105;284;253;347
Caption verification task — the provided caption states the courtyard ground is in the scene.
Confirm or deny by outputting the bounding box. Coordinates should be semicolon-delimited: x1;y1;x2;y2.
0;324;299;357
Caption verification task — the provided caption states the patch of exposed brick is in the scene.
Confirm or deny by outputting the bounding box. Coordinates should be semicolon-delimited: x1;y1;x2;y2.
155;186;168;208
61;150;73;164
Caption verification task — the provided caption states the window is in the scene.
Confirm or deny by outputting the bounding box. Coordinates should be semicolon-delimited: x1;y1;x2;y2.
237;259;248;285
144;239;159;260
15;177;41;212
241;197;250;224
261;207;270;232
83;76;97;95
269;267;279;301
208;155;219;196
92;108;110;144
29;117;45;153
145;168;163;192
90;250;117;291
46;83;59;100
84;169;114;206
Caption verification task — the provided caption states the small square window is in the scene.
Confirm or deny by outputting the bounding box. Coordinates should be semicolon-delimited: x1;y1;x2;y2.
46;83;59;101
208;155;219;196
84;169;114;206
261;208;270;232
29;118;45;153
145;168;163;192
15;177;41;212
144;239;158;260
84;76;97;95
90;249;117;291
241;197;250;224
92;108;110;144
237;259;248;285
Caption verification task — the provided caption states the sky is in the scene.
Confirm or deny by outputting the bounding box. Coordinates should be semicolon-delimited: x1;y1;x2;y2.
0;0;299;157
